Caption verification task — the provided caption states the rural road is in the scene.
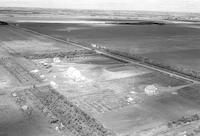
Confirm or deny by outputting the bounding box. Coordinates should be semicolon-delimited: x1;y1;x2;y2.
9;24;200;84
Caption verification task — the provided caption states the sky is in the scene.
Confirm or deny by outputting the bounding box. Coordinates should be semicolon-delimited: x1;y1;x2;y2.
0;0;200;13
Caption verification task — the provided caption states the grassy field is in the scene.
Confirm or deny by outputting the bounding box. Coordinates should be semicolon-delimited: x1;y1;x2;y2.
19;22;200;72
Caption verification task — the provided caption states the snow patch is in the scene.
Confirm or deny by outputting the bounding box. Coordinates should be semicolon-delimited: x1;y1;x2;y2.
30;69;39;73
64;67;86;82
50;81;58;89
53;57;61;63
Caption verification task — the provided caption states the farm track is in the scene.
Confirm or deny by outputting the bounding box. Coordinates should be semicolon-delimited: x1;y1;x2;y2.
22;50;96;59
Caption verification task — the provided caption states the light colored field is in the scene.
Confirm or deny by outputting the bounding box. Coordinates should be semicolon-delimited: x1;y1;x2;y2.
32;56;151;113
0;90;62;136
32;55;147;96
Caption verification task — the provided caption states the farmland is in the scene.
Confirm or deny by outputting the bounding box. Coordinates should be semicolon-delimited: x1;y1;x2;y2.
18;22;200;72
30;51;196;136
1;8;200;136
0;25;116;136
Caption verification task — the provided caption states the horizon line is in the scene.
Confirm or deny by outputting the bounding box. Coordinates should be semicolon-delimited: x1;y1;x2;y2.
0;6;200;14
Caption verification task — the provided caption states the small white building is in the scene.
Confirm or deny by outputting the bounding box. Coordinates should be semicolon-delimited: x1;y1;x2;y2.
144;84;158;96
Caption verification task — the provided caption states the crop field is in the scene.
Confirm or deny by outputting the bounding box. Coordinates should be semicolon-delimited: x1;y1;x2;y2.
29;53;199;136
1;14;200;135
19;22;200;72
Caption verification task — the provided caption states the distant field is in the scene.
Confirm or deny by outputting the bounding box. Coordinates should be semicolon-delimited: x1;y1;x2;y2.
0;26;80;54
19;22;200;71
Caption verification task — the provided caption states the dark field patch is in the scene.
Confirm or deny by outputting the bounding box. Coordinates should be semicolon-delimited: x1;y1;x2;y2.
178;85;200;105
19;23;200;73
144;49;200;71
128;71;190;87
